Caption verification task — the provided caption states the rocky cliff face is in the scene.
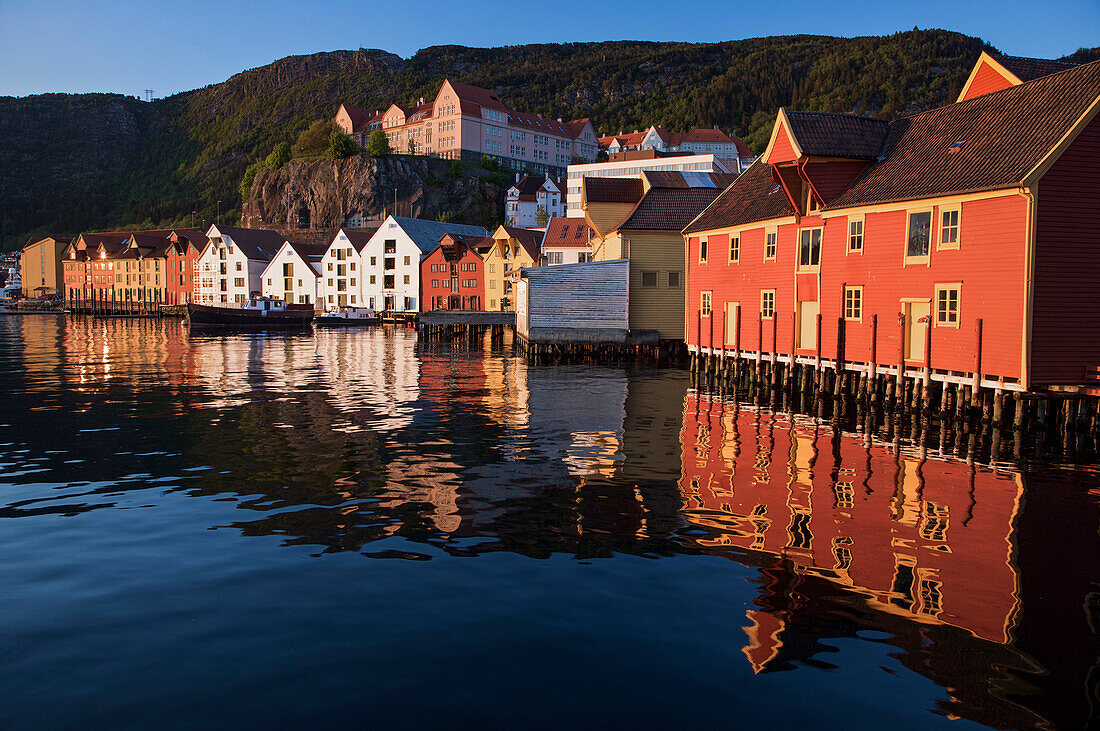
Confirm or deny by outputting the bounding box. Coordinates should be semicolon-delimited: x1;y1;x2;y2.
242;155;505;230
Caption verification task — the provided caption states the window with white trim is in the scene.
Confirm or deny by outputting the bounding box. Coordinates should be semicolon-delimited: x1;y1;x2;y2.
761;290;775;319
848;217;864;253
699;237;708;263
935;284;960;327
729;234;740;263
939;207;960;249
844;286;863;321
764;230;777;261
906;210;933;262
797;228;821;271
700;291;712;316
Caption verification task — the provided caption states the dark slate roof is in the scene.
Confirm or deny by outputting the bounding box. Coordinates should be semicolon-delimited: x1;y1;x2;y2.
583;177;644;204
830;58;1100;208
211;225;287;261
995;54;1078;82
286;241;329;278
337;228;373;252
389;216;488;255
683;161;795;234
499;226;543;260
619;187;727;231
785;112;890;159
171;228;209;251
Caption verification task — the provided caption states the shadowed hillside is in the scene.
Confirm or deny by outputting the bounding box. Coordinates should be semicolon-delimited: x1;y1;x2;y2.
1;30;1091;251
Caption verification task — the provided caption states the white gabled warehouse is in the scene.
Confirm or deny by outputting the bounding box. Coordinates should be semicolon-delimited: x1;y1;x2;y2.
195;225;287;304
361;216;488;314
259;241;327;307
319;228;373;309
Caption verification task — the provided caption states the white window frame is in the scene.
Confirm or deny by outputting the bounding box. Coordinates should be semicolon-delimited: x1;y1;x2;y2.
934;283;961;328
937;206;961;250
847;215;865;255
904;209;934;266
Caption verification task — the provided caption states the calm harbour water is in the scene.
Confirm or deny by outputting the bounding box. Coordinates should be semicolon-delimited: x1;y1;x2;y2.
0;315;1097;730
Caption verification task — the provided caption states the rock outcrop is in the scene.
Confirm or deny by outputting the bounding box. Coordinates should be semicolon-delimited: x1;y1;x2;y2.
242;155;505;231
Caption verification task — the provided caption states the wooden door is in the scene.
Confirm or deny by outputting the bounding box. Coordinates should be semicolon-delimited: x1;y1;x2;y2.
905;301;930;361
798;301;819;350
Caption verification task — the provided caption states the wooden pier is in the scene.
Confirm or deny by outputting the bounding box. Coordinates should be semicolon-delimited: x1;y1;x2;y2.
687;313;1100;459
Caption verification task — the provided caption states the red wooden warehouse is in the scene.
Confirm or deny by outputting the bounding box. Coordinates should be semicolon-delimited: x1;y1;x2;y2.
683;54;1100;395
421;233;490;311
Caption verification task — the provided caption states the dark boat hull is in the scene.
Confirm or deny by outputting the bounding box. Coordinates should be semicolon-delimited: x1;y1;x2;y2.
187;303;314;327
314;316;378;327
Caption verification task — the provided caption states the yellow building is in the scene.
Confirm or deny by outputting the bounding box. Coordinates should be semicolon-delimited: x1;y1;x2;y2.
583;171;735;341
19;237;69;297
481;225;542;311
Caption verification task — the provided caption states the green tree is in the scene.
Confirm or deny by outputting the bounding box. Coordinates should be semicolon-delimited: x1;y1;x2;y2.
265;142;291;170
366;130;391;157
535;205;549;227
449;160;464;180
240;159;264;199
293;119;337;158
407;139;418;155
327;131;358;159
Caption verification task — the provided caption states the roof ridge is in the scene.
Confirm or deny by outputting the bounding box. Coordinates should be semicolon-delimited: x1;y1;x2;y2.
896;55;1100;123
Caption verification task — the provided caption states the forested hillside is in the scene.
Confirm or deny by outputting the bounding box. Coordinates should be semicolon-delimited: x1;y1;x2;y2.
0;30;1091;250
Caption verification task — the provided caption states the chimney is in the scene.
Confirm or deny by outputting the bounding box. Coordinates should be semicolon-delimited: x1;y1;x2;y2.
557;117;562;122
515;172;520;183
419;97;425;106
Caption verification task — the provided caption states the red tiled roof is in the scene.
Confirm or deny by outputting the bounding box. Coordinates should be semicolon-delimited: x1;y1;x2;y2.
683;161;795;234
829;58;1100;208
672;127;736;146
995;54;1077;82
448;80;510;112
620;187;728;231
583;177;645;204
340;104;373;134
784;112;891;159
541;217;594;248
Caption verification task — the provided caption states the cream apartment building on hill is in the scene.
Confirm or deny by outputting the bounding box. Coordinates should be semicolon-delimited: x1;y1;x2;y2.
337;80;598;178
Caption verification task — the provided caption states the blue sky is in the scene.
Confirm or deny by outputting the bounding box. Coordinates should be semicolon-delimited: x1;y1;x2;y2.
0;0;1096;98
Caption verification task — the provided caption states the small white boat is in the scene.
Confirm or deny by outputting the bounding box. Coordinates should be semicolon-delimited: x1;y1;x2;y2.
315;306;378;327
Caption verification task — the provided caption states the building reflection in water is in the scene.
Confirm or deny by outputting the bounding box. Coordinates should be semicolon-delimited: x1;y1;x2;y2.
6;319;1095;729
678;389;1098;730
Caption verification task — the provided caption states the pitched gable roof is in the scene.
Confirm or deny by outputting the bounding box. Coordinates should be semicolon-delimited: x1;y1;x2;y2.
541;217;594;248
339;104;373;134
498;225;543;260
388;216;489;254
784;111;890;159
683;161;795;234
995;54;1078;83
286;241;328;277
337;228;373;253
829;58;1100;209
209;225;286;261
620;187;728;231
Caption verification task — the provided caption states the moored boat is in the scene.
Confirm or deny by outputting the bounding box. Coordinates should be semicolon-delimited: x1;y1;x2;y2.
187;297;315;327
315;306;378;327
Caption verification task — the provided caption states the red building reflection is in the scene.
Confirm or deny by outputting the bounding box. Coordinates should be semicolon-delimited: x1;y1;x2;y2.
678;392;1023;655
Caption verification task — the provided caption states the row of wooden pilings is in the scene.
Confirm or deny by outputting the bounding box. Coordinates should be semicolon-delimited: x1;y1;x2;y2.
688;346;1100;460
67;289;182;317
418;323;509;348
